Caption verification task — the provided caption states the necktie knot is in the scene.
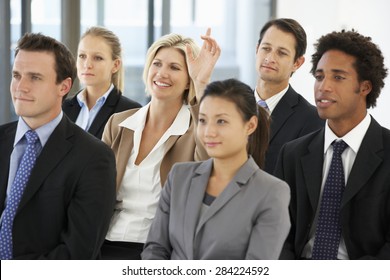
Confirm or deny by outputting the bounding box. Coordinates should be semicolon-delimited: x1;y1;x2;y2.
257;99;268;109
332;140;348;156
25;130;39;145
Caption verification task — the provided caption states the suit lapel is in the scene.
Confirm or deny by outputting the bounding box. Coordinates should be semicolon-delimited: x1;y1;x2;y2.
183;160;211;259
301;130;325;211
270;87;297;141
0;123;17;211
342;118;383;207
194;158;257;236
115;128;134;191
88;88;120;137
18;116;73;210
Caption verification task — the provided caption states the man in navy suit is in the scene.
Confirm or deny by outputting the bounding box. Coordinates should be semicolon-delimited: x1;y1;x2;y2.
275;30;389;259
0;33;116;259
255;18;324;173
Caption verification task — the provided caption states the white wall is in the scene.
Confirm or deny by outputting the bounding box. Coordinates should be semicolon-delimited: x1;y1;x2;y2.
277;0;390;128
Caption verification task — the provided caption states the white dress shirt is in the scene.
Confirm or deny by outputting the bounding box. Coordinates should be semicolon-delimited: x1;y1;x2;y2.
302;113;371;259
105;103;191;243
254;85;289;113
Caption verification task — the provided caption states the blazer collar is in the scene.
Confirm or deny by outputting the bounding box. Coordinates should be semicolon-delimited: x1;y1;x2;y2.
183;159;212;259
301;129;325;211
63;91;82;121
88;87;122;136
183;157;258;257
0;122;18;211
18;116;74;211
342;117;384;206
269;86;299;141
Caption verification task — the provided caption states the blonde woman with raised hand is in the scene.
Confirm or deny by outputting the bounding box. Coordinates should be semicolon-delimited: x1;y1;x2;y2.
100;28;220;259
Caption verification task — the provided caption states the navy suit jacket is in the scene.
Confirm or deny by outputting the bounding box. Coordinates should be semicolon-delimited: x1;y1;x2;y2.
0;116;116;259
274;116;390;259
62;87;141;139
265;85;324;174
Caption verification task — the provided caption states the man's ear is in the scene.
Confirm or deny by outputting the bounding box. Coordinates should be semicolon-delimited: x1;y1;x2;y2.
360;80;372;96
293;56;305;72
59;77;72;97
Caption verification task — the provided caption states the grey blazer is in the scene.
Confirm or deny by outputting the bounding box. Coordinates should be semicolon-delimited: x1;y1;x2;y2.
141;157;291;260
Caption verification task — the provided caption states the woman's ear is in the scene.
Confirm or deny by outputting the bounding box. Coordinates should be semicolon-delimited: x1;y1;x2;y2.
112;59;121;74
247;115;258;136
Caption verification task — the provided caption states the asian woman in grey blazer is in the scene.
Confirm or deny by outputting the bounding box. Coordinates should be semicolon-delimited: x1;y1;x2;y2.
142;78;291;260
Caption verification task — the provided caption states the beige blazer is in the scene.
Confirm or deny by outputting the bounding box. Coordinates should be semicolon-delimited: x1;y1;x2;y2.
102;104;208;191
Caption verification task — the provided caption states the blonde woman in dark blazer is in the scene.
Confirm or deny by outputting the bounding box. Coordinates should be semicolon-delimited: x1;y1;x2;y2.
101;29;220;259
63;26;141;139
142;79;291;260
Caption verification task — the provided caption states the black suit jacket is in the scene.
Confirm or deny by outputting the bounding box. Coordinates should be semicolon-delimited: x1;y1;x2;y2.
62;87;141;139
0;116;116;259
264;85;324;174
274;117;390;259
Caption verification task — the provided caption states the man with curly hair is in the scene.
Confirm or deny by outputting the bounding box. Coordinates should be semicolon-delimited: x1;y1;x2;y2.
275;30;390;259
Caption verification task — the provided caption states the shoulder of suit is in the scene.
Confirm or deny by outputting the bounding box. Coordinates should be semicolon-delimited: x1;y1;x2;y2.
66;119;114;152
109;107;142;124
118;95;142;109
286;128;322;148
172;160;202;171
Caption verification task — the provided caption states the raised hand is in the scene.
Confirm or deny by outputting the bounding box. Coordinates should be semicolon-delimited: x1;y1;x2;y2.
186;28;221;102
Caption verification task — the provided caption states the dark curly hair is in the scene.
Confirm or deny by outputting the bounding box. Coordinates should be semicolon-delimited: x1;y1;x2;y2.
310;30;388;108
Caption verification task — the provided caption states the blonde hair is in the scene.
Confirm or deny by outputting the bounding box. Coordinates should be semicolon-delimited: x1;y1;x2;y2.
142;33;200;103
80;26;124;92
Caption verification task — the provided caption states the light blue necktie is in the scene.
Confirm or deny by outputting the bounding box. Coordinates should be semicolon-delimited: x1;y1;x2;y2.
0;130;40;259
312;140;348;260
257;99;269;113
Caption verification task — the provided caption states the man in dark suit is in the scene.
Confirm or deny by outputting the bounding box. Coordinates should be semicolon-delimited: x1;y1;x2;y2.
0;33;116;259
63;87;141;139
255;18;324;173
275;30;389;259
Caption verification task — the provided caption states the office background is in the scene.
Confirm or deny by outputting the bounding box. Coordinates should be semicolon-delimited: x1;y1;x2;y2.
1;0;389;128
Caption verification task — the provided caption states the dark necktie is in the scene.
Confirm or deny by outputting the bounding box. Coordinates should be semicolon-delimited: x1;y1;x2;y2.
0;130;40;259
312;140;348;260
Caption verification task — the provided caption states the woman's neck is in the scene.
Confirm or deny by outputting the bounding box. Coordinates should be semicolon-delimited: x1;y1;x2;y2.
146;99;183;130
84;83;111;109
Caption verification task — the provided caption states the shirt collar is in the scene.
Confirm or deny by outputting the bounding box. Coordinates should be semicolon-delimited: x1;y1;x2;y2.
119;103;191;136
15;111;63;148
76;83;114;107
254;85;289;113
324;113;371;154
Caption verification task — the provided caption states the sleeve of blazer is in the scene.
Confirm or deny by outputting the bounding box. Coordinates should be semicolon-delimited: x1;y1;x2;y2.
141;170;174;260
246;178;291;259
